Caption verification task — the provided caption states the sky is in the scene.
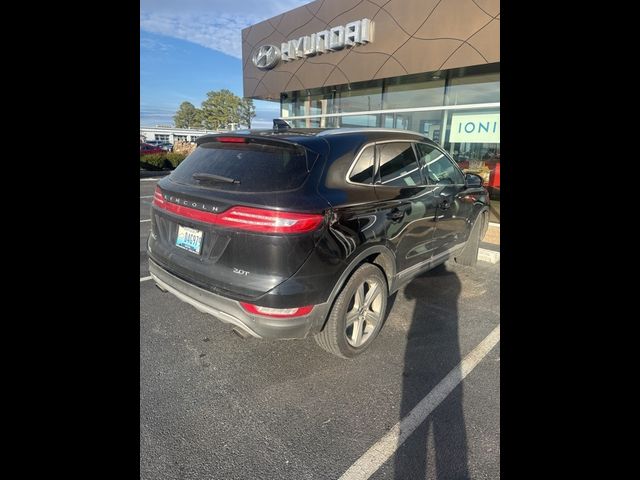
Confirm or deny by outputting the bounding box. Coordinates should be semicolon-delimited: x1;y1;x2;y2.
140;0;309;129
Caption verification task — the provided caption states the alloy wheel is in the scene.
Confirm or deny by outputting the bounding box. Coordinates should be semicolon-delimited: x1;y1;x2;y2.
345;278;383;347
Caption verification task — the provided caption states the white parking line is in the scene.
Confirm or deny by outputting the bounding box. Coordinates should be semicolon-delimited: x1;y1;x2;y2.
140;195;153;198
140;219;151;223
140;276;152;282
339;324;501;480
140;178;159;182
488;222;500;228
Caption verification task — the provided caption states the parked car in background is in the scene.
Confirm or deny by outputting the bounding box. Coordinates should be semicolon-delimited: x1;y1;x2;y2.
144;140;174;152
147;127;489;358
140;143;165;155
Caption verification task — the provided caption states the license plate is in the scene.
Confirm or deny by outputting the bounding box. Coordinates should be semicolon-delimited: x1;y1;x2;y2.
176;225;203;254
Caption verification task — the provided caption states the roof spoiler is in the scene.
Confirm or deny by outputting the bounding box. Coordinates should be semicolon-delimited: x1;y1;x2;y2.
273;118;291;131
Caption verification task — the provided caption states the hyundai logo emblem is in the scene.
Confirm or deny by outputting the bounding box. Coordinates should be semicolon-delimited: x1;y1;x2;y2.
252;45;281;70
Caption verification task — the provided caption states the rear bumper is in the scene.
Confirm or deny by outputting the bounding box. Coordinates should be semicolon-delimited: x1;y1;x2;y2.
148;258;328;339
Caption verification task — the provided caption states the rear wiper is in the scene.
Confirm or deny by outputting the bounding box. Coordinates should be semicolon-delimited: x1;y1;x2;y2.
192;173;240;184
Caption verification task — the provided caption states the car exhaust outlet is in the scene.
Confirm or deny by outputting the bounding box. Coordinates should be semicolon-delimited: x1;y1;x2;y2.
232;327;250;339
155;283;167;293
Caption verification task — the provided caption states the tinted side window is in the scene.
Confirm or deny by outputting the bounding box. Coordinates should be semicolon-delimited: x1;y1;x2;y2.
349;145;375;184
377;142;422;187
415;143;465;185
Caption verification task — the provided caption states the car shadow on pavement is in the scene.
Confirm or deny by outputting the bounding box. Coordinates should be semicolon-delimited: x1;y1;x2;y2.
393;263;469;479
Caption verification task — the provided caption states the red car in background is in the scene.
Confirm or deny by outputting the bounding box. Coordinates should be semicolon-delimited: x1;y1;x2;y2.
487;161;500;190
140;143;165;155
458;156;500;198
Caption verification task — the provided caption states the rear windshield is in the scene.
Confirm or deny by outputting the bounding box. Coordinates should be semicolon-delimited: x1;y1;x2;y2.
170;142;315;192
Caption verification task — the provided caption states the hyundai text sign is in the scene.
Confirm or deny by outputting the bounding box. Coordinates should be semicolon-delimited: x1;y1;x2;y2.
252;18;373;70
449;113;500;143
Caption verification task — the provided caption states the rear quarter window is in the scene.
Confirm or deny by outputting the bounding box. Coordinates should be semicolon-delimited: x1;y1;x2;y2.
169;142;315;193
348;145;375;184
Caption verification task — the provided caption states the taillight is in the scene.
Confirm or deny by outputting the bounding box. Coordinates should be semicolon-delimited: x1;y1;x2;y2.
216;207;323;234
152;191;323;234
153;186;165;206
215;136;246;143
240;302;313;318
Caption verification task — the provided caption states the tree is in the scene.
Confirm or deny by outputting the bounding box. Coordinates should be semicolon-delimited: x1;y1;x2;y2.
173;101;202;128
238;98;256;129
200;89;242;130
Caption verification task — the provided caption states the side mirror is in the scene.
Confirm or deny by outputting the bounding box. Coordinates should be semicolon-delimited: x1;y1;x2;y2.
465;173;484;188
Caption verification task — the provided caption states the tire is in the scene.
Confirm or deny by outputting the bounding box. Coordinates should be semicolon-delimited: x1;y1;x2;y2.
314;263;388;358
454;212;485;267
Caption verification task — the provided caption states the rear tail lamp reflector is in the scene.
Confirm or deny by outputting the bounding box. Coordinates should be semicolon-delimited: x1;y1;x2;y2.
240;303;313;318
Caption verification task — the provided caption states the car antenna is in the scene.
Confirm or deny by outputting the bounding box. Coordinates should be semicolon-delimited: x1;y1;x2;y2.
273;118;291;132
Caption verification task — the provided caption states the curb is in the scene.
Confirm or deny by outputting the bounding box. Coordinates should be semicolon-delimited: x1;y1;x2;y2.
478;248;500;264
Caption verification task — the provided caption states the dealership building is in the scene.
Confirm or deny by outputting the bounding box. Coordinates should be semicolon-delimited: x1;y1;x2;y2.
140;125;219;144
242;0;500;223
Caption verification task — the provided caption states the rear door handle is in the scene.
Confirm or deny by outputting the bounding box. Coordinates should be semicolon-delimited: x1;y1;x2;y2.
388;207;407;221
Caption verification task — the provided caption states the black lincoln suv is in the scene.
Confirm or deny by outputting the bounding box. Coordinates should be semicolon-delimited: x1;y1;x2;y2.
147;127;489;358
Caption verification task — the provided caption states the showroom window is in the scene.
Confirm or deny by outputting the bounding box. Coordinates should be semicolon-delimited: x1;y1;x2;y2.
442;107;500;221
446;64;500;106
338;82;383;112
340;114;380;128
383;73;445;109
381;110;445;142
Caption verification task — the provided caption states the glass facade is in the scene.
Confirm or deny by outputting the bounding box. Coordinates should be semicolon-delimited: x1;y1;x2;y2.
383;76;445;109
281;63;500;222
442;106;500;221
447;68;499;105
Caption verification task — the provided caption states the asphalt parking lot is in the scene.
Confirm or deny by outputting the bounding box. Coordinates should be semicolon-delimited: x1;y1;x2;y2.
140;177;500;480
